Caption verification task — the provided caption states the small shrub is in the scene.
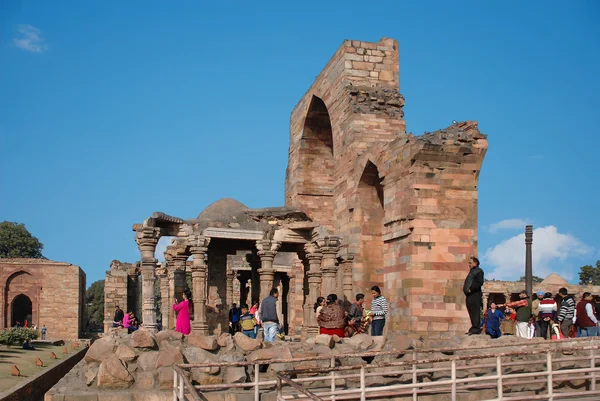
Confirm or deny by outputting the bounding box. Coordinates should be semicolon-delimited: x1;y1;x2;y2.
0;327;39;346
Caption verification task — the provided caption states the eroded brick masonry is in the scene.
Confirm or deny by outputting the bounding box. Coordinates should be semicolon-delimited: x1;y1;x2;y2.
1;259;86;339
285;37;487;334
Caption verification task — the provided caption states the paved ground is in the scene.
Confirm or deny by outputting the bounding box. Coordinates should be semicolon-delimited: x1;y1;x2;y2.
0;343;66;393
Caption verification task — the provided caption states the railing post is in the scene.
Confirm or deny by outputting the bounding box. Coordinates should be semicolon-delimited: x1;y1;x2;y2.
360;366;366;401
255;363;260;401
330;357;336;401
547;351;553;401
496;355;503;400
591;338;597;391
179;373;184;401
451;359;457;401
173;369;178;401
276;376;282;401
412;348;417;401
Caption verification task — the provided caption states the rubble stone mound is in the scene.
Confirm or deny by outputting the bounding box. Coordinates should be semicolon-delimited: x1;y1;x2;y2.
54;327;596;401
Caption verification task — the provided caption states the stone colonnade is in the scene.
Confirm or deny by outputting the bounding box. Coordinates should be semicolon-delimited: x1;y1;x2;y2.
133;227;353;337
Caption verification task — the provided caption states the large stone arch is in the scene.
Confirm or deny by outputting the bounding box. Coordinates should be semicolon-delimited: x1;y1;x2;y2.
4;270;39;328
11;293;32;327
290;95;335;228
352;160;385;294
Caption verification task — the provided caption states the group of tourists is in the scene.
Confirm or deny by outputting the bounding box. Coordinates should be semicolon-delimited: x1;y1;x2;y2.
465;256;600;340
112;304;141;334
13;321;47;339
314;286;389;337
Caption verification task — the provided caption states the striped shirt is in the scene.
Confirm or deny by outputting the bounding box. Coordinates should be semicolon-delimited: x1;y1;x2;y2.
557;296;575;321
538;299;557;318
371;295;388;320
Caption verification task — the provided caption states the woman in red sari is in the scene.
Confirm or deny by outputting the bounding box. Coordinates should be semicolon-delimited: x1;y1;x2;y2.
317;294;347;337
173;290;192;335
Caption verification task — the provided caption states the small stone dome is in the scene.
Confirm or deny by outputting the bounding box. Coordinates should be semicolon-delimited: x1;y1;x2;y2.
197;198;248;220
540;273;569;286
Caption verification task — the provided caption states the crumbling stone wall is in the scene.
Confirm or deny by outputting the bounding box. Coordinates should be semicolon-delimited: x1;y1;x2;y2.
104;261;134;332
286;37;487;336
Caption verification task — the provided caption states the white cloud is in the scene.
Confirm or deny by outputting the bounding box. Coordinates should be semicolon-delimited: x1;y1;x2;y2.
154;236;174;262
483;225;593;281
13;25;47;53
488;218;530;233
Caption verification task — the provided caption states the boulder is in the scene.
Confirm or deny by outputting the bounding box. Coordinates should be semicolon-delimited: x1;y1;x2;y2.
137;351;159;372
220;349;246;363
342;334;373;351
181;345;217;364
217;333;232;347
156;330;183;342
158;366;175;390
85;337;116;363
314;334;335;348
389;335;419;353
115;344;136;362
217;333;235;352
224;366;247;384
97;356;134;388
233;332;261;352
332;335;342;343
368;336;387;352
132;329;157;349
187;334;218;351
247;345;292;362
85;363;99;386
191;369;224;386
135;371;156;390
156;346;185;369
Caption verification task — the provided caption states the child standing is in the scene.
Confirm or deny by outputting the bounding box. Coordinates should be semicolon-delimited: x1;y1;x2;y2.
239;304;257;339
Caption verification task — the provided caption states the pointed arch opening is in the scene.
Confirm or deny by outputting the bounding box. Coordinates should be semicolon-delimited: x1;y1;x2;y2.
11;294;32;327
296;95;335;227
356;161;384;292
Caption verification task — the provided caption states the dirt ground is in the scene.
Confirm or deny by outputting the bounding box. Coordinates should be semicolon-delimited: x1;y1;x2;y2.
0;343;67;393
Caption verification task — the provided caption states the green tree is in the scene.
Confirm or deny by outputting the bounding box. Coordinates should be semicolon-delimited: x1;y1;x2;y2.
85;280;105;326
0;221;44;258
579;261;600;285
518;275;544;284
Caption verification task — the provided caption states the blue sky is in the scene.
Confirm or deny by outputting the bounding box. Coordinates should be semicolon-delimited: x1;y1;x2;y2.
1;1;599;286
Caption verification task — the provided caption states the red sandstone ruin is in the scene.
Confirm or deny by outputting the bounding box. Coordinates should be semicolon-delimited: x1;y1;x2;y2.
105;37;487;338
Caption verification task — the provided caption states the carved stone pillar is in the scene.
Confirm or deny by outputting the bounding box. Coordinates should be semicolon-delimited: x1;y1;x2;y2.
316;237;341;297
482;292;489;309
256;239;281;301
339;252;355;305
134;226;162;332
188;235;210;335
302;243;323;338
156;264;169;330
226;269;236;307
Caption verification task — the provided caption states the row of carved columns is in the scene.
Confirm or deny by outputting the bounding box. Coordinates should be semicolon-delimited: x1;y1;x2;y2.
134;226;352;337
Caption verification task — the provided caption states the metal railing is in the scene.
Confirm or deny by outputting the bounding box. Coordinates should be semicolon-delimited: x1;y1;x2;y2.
173;337;600;401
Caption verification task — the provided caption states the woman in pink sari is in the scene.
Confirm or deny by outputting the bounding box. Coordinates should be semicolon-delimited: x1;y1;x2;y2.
173;290;192;335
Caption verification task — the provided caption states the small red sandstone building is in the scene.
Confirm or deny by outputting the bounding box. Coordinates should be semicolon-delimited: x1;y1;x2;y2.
0;259;86;339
